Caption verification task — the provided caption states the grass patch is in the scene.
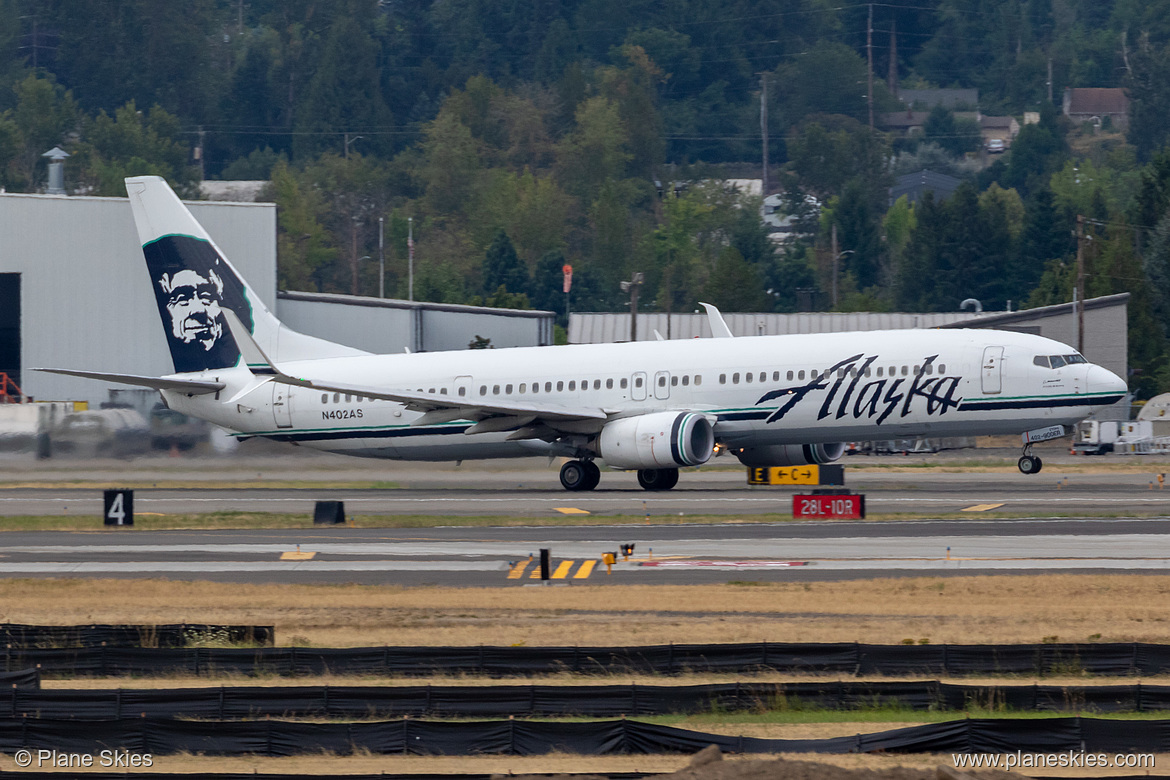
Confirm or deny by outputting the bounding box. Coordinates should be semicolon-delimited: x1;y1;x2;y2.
7;574;1170;648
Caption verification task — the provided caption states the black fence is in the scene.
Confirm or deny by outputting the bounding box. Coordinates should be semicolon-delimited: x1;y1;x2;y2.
7;641;1170;678
0;668;38;689
0;716;1167;756
9;680;1170;720
0;624;273;648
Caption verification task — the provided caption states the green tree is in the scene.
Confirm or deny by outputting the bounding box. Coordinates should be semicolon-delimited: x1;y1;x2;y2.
71;101;194;197
556;96;631;203
787;115;890;206
1127;41;1170;161
419;106;483;216
294;8;393;159
923;106;981;157
704;246;767;311
1016;188;1073;299
482;229;529;296
268;159;336;292
833;178;883;293
9;74;79;190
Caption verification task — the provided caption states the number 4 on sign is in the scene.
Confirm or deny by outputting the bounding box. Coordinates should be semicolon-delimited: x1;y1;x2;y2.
103;489;134;527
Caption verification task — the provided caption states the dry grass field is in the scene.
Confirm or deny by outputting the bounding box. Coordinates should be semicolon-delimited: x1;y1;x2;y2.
4;574;1170;648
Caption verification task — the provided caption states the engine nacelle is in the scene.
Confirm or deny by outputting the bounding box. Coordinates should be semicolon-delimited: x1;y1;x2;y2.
598;412;715;470
734;442;846;468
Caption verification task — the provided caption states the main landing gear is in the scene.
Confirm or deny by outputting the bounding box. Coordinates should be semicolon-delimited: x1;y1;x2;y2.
637;468;679;491
558;462;682;491
1017;445;1043;475
560;459;601;491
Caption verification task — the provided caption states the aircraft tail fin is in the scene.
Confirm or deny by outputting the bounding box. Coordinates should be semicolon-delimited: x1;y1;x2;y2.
124;176;366;374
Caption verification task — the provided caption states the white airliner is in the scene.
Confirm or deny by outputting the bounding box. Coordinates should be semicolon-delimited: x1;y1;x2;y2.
41;176;1128;490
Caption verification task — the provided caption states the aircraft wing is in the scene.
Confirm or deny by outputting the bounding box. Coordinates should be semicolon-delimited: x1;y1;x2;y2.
221;310;608;428
35;368;225;395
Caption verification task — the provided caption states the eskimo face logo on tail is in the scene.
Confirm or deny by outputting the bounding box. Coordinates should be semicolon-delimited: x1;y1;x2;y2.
756;353;962;425
143;235;253;373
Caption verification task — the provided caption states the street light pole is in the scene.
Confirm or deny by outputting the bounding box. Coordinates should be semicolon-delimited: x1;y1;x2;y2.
408;217;414;302
378;216;385;299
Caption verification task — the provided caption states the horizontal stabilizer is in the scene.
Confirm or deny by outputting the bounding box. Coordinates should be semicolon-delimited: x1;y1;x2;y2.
35;368;224;395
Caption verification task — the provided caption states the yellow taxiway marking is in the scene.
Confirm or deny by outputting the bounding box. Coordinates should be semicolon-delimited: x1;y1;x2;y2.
137;512;166;516
961;503;1005;512
574;560;596;579
280;551;316;561
507;560;531;579
551;560;574;579
554;507;591;515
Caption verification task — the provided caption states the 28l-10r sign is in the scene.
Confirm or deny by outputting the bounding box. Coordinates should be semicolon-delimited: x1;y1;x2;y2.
793;493;865;519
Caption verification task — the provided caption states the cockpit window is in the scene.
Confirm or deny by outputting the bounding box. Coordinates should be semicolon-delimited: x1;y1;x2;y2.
1034;353;1087;369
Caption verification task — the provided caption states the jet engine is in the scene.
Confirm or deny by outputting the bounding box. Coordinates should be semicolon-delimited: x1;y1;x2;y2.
598;412;715;470
734;442;846;468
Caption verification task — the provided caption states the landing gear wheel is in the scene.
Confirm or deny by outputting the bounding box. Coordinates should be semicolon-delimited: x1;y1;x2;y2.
581;460;601;491
1017;455;1043;475
560;460;590;491
637;468;679;491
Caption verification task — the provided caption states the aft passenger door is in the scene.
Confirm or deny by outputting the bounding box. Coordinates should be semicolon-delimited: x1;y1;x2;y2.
981;346;1003;394
272;384;293;428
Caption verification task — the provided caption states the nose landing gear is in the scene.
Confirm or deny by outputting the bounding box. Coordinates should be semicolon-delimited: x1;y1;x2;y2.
560;459;601;491
1017;445;1043;475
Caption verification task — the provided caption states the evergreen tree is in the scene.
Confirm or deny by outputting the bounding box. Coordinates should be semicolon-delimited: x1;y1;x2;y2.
833;178;882;292
294;7;393;159
482;229;529;296
1015;188;1073;299
704;247;767;312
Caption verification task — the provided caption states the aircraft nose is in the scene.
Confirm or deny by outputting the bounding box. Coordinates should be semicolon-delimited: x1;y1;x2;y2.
1086;365;1127;398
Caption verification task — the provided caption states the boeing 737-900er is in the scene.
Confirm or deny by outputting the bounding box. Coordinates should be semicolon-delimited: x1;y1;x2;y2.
41;176;1128;491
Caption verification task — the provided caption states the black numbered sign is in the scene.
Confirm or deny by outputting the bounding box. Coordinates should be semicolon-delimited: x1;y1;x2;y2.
103;489;134;526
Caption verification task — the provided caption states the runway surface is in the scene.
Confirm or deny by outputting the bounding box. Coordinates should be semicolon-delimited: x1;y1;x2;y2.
2;517;1170;585
2;453;1170;585
3;469;1170;517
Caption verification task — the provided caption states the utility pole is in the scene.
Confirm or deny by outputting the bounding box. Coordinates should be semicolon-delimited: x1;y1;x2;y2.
378;216;385;298
866;3;875;129
197;127;206;182
1047;57;1054;105
831;223;839;309
887;20;897;93
407;217;414;302
760;73;769;197
1076;214;1085;353
620;272;644;343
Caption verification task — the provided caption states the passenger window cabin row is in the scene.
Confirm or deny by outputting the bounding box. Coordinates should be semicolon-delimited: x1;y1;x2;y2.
718;363;948;385
318;361;954;405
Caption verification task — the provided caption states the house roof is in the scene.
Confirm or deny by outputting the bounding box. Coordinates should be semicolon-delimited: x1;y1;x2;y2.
1065;88;1129;116
980;115;1015;129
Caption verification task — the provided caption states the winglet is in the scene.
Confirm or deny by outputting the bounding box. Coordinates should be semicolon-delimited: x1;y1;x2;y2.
699;302;734;338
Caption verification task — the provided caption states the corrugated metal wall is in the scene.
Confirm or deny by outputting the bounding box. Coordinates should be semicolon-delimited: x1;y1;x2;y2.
277;291;555;354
